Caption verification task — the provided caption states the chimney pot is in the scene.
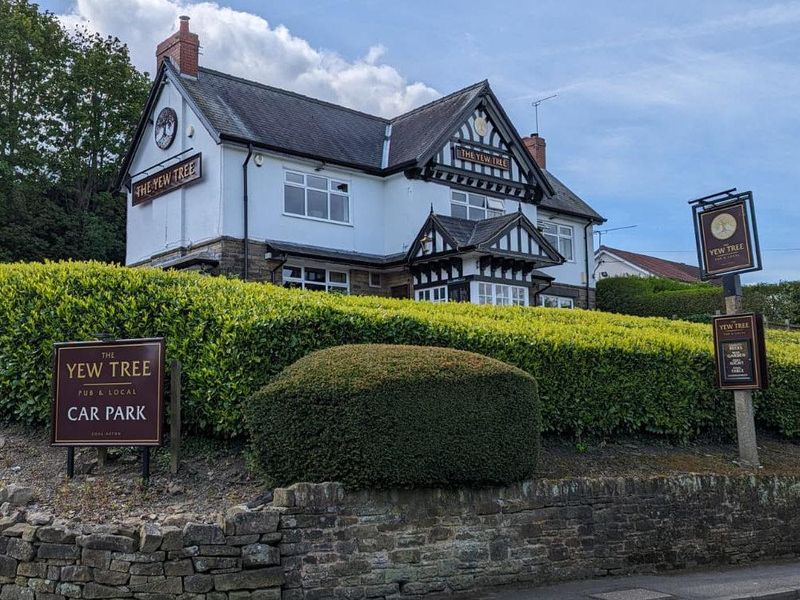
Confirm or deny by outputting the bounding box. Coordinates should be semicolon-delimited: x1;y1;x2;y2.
156;16;199;77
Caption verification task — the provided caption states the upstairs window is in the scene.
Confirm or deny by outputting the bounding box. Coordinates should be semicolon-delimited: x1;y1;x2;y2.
451;191;504;221
539;221;574;261
284;170;350;224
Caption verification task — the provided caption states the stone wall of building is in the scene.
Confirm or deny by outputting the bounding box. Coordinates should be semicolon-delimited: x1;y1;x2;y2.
5;475;800;600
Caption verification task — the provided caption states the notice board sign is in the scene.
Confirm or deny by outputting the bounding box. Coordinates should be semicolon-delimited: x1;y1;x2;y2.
52;338;165;446
712;314;768;390
691;191;761;279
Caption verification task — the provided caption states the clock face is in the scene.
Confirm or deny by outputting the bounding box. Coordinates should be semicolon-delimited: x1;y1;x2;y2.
473;116;488;137
710;213;737;240
154;107;178;150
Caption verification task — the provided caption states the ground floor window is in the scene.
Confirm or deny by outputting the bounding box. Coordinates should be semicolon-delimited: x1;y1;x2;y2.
283;265;349;293
415;286;448;302
477;283;528;306
540;294;574;308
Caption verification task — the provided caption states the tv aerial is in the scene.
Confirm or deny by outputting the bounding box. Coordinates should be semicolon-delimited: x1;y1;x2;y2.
531;94;557;134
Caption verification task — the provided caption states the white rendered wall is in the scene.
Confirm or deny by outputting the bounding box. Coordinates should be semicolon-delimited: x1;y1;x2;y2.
594;251;649;280
126;77;222;265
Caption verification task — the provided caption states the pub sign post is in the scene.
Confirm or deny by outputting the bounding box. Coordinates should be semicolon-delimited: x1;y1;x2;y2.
52;337;165;480
690;188;764;467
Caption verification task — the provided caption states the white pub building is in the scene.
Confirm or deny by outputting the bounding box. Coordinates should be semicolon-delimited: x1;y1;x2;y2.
119;18;605;308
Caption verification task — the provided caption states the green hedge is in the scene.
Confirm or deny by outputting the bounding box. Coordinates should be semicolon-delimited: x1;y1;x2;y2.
246;344;540;488
597;276;723;319
2;261;800;440
743;282;800;325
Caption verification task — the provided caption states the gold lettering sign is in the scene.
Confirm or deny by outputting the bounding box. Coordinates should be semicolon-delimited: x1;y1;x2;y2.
132;153;202;206
453;145;510;171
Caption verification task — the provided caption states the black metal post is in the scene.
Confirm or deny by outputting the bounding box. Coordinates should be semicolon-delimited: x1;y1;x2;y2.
142;447;150;483
67;447;75;478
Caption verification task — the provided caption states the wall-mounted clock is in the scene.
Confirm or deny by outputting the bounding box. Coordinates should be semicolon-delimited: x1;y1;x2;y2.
155;107;178;150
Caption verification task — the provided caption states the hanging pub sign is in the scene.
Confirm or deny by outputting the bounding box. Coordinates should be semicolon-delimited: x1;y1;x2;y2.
712;314;768;390
452;145;510;171
132;153;202;206
691;190;762;280
52;338;165;446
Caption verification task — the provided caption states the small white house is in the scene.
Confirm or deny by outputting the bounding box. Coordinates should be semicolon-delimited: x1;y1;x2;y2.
594;246;703;283
117;17;606;308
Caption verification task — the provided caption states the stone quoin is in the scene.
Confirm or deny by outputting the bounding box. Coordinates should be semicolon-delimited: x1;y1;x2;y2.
117;17;605;309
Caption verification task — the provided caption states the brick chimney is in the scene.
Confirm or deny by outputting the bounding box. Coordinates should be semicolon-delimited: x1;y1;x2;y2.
156;16;199;77
522;134;546;170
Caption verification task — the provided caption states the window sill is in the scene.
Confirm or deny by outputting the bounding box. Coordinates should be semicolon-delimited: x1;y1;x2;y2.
282;212;353;227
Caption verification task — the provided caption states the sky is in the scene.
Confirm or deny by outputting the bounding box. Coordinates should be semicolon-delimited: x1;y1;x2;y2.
39;0;800;283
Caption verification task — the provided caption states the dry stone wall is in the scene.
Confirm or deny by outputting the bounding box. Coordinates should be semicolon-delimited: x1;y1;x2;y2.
3;475;800;600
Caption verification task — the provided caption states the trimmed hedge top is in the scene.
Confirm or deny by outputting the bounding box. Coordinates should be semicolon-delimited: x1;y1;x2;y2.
2;261;800;440
245;344;541;489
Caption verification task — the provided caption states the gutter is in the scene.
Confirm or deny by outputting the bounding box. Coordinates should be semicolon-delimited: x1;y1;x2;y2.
242;144;253;280
583;221;592;309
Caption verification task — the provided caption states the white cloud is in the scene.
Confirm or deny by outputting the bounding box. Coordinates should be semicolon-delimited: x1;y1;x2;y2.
57;0;440;118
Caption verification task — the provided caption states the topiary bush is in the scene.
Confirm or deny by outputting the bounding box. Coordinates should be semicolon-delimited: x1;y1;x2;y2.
245;344;541;489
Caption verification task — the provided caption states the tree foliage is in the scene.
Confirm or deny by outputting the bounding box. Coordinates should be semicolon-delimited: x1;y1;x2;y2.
0;0;150;263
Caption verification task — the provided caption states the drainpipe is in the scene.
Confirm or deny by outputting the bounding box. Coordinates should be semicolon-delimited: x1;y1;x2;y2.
242;144;253;280
534;281;553;306
583;221;592;309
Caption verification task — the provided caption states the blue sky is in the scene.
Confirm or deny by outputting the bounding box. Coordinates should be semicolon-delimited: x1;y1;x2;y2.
42;0;800;282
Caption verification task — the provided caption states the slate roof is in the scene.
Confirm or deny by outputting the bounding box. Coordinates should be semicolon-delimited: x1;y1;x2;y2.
265;239;406;266
540;170;605;223
597;246;703;282
120;62;603;223
434;213;521;248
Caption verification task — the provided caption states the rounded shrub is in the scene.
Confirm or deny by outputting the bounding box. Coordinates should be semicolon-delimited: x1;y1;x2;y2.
245;344;541;489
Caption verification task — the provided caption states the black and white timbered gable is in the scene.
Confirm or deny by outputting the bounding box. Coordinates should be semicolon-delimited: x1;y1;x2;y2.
406;84;554;204
406;209;564;290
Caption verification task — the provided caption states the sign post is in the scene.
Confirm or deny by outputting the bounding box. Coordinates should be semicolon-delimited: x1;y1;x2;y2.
52;338;165;481
691;189;764;467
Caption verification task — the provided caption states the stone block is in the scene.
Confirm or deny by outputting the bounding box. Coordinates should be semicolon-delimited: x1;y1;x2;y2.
110;561;131;573
250;591;280;600
270;489;294;508
196;546;239;557
191;557;239;573
0;485;36;506
78;535;136;554
28;578;57;593
139;525;162;553
111;553;165;564
82;549;112;570
241;544;279;568
3;524;37;541
38;544;81;560
132;595;175;600
183;525;224;546
224;536;259;547
60;566;92;582
183;575;213;594
0;585;35;600
82;583;132;599
364;585;398;599
213;568;284;591
158;528;183;552
37;528;77;545
55;583;82;598
93;570;130;586
227;512;279;537
259;534;281;546
0;555;18;577
228;592;250;600
129;577;182;594
163;560;193;577
400;581;446;596
129;564;163;576
6;538;35;561
36;594;66;600
18;563;46;579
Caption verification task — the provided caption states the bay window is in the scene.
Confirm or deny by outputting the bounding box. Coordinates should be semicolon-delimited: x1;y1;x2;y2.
477;283;528;306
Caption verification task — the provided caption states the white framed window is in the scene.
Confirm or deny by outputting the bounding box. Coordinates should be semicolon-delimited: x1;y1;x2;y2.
369;272;381;288
284;170;350;224
540;294;574;309
451;191;504;221
477;283;528;306
538;221;574;261
415;286;448;303
282;265;349;293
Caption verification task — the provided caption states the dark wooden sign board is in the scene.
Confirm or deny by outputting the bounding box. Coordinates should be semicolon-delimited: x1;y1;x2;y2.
132;153;202;206
712;314;768;390
692;191;762;280
452;145;510;171
52;338;165;479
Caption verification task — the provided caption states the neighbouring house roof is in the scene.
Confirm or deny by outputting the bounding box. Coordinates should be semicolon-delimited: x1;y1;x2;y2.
597;245;703;283
118;62;603;223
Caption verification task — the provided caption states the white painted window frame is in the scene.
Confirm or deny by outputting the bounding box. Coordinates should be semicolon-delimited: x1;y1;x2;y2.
450;190;504;221
477;282;528;306
415;285;448;303
282;265;350;293
538;220;575;262
539;294;574;309
283;169;352;225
